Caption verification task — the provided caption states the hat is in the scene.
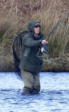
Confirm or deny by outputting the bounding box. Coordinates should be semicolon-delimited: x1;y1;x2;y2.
34;22;41;27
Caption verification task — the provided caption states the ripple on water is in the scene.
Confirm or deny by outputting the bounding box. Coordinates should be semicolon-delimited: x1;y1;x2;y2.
0;72;69;112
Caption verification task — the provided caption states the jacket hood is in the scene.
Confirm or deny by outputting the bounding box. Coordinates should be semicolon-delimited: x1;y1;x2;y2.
28;21;41;32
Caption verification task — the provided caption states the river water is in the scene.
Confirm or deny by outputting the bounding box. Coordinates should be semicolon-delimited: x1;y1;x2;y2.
0;72;69;112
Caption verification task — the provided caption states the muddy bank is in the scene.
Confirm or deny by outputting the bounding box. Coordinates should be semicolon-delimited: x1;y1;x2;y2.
42;54;69;72
0;53;69;72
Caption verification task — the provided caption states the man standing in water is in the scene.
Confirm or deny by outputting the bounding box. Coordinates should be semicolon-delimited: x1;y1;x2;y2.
20;21;48;94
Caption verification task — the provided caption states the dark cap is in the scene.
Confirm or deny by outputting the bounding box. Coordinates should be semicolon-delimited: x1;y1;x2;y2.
28;21;41;32
34;22;41;27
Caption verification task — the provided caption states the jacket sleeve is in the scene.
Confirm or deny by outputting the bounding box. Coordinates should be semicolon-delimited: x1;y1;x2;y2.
23;35;42;47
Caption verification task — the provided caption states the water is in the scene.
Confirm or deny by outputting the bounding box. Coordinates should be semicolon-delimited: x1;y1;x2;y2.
0;72;69;112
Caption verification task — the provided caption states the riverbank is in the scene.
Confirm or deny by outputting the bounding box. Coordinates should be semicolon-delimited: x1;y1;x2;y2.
0;52;69;72
42;54;69;72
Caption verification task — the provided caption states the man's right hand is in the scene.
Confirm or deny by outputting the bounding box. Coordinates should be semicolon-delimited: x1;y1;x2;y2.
41;40;48;45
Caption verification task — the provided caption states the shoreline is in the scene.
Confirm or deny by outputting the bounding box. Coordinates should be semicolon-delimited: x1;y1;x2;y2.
0;54;69;72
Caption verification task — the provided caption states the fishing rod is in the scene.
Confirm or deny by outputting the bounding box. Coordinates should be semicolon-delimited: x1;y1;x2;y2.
42;18;61;54
47;12;69;41
48;19;60;40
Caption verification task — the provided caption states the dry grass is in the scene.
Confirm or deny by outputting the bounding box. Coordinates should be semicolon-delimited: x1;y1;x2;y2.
0;0;69;71
31;9;69;57
0;0;69;57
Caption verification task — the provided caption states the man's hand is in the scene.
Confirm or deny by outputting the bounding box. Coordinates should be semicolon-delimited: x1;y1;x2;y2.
41;40;48;45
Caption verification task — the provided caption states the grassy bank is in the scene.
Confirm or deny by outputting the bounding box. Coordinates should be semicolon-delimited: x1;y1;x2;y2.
0;0;69;71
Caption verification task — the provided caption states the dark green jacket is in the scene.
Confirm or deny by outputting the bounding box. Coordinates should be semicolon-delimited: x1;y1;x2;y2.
20;21;44;73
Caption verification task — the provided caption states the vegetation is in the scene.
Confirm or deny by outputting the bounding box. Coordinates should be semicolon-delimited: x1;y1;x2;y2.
0;0;69;71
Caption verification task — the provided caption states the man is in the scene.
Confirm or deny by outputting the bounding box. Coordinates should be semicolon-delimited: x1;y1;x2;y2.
20;21;48;94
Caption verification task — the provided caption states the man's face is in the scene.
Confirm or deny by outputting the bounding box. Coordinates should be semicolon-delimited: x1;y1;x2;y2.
34;26;40;35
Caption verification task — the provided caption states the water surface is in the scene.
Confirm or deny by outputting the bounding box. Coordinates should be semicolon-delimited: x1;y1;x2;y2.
0;72;69;112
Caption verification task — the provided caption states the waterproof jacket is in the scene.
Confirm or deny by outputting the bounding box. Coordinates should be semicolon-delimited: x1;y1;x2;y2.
20;21;44;73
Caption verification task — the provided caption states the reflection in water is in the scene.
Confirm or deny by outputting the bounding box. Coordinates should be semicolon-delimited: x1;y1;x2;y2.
0;72;69;112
